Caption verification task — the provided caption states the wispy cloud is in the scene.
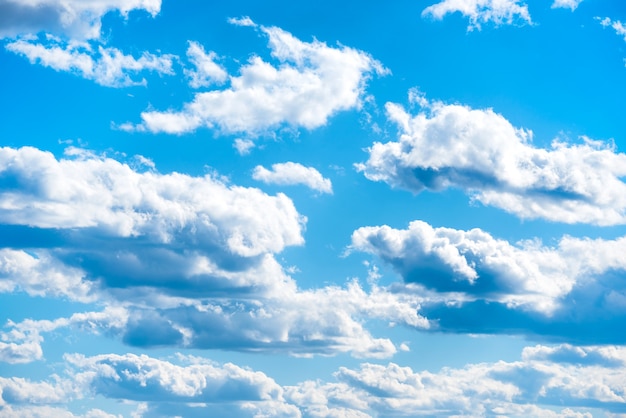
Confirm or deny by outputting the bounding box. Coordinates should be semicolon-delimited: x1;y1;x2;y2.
253;162;333;194
422;0;532;30
6;37;175;87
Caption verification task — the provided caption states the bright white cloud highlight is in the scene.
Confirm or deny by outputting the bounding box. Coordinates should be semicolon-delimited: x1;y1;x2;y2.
357;98;626;225
0;146;304;257
5;38;175;87
352;221;626;314
551;0;583;11
129;20;388;135
184;41;228;88
253;162;333;194
422;0;532;30
0;0;161;39
4;344;624;416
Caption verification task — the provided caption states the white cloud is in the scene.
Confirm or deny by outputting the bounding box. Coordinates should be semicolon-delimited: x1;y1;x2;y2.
128;23;388;135
422;0;532;30
233;138;255;155
4;344;624;416
357;98;626;225
227;16;256;27
0;0;161;40
253;162;333;194
0;146;305;257
350;220;626;341
551;0;583;11
5;38;175;87
0;249;93;302
598;17;626;42
184;41;228;88
0;145;428;359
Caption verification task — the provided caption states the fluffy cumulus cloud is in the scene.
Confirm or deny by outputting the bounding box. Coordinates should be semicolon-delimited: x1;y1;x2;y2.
357;97;626;225
351;220;626;342
184;41;228;88
5;37;175;87
253;162;333;194
285;344;626;416
422;0;532;30
0;145;428;359
3;344;625;416
551;0;583;11
127;19;388;135
0;0;161;40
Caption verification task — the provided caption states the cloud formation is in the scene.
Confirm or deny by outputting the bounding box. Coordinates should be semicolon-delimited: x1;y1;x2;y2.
351;220;626;342
127;20;387;135
5;38;175;87
551;0;583;11
0;145;428;359
422;0;532;30
3;344;625;417
253;162;333;194
357;97;626;225
184;41;228;88
0;0;161;40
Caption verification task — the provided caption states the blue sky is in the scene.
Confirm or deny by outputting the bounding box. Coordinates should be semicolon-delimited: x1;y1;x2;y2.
1;0;626;416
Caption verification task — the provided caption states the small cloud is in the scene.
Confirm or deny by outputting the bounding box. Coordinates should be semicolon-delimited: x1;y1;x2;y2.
227;16;256;27
551;0;583;11
233;138;255;155
422;0;532;31
253;162;333;194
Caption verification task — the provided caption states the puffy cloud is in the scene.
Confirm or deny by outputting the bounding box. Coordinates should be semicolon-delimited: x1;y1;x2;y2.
0;146;304;257
357;97;626;225
184;41;228;88
0;0;161;40
551;0;583;11
422;0;532;30
253;162;333;194
0;145;429;359
5;345;624;416
128;20;388;135
285;345;626;417
351;220;626;342
5;38;175;87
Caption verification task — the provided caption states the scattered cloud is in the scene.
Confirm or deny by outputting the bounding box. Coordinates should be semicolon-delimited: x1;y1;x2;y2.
357;96;626;225
253;162;333;194
422;0;532;30
598;17;626;42
5;37;175;87
0;0;161;40
184;41;228;88
126;21;388;135
3;344;625;417
227;16;257;27
351;220;626;342
551;0;583;11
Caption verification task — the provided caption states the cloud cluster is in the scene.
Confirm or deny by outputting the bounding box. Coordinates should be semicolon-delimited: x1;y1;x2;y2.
357;98;626;225
2;344;625;417
422;0;532;30
598;17;626;43
253;162;333;194
127;19;388;135
351;220;626;342
0;145;428;360
0;0;161;40
5;38;175;87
